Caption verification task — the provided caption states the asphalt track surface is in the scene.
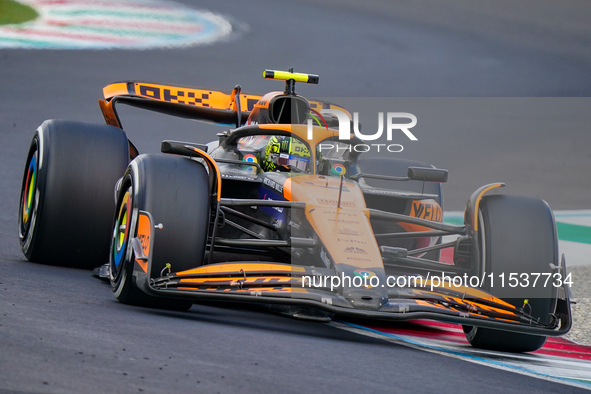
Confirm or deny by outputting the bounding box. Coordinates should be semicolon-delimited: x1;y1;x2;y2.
1;0;590;392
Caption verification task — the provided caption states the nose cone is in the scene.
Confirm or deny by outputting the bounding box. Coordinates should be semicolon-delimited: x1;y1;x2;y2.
337;266;389;310
344;287;389;310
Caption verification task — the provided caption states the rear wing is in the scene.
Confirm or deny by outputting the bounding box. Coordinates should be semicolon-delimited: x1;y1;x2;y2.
99;81;261;128
99;80;351;130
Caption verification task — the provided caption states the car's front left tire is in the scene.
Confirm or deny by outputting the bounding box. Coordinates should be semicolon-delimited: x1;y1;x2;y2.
109;154;211;311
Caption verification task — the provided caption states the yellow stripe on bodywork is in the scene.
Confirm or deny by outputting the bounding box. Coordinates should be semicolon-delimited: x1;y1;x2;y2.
179;276;298;285
415;281;515;309
176;262;306;276
177;286;309;294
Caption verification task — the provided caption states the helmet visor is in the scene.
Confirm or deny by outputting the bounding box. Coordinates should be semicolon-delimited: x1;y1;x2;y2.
276;153;310;172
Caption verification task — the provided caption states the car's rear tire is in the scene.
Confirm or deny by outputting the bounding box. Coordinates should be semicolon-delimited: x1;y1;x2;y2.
18;120;130;268
110;154;211;311
462;195;558;352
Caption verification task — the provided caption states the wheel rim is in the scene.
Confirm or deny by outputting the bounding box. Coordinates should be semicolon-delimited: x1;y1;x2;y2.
111;188;132;276
19;144;39;240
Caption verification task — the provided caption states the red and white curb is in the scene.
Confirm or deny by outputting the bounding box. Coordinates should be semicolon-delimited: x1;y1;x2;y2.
0;0;233;49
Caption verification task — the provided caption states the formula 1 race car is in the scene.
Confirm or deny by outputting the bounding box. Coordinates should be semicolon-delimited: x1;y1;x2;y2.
18;69;572;353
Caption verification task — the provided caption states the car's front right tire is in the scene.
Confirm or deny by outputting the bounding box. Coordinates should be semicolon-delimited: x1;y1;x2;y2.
462;195;559;352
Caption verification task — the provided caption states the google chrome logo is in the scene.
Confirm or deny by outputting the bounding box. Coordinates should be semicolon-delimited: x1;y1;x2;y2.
331;163;346;176
243;154;257;163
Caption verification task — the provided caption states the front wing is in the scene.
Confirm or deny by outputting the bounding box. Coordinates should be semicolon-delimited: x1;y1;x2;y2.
133;259;572;337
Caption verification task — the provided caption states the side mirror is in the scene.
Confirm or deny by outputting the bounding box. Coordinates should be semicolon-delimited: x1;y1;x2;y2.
407;167;448;183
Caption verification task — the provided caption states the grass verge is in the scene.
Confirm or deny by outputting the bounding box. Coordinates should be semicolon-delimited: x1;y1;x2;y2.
0;0;39;26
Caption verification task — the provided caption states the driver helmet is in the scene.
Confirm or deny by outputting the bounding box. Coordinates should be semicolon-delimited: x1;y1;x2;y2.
262;135;311;173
